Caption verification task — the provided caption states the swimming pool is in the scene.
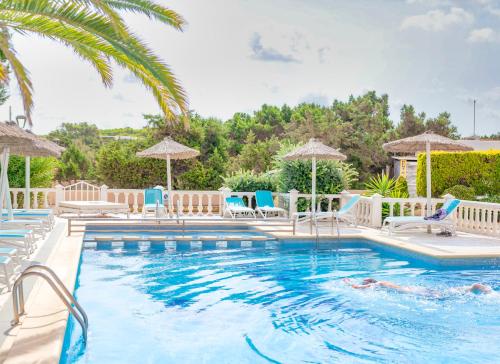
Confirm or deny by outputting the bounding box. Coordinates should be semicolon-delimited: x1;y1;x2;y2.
61;230;500;363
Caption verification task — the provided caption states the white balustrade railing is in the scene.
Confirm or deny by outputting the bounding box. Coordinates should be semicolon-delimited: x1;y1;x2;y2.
10;188;54;209
356;196;372;226
5;181;500;237
382;197;445;218
171;191;221;216
455;200;500;237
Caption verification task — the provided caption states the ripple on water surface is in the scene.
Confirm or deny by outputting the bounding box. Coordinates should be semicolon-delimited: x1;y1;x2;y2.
61;243;500;364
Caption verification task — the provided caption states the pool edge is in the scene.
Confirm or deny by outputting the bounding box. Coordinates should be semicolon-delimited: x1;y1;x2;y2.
0;229;83;364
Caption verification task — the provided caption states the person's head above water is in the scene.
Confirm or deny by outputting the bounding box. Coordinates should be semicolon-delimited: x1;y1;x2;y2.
362;278;377;284
469;283;492;294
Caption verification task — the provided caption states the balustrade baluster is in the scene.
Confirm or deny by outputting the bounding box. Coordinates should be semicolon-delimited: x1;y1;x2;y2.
42;191;48;208
187;194;193;215
33;190;39;208
197;194;204;216
207;194;213;216
133;192;139;213
12;192;18;209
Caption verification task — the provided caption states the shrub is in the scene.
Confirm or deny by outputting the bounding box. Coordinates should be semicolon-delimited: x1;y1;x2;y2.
365;174;409;220
480;195;500;203
416;151;500;197
443;185;476;200
394;176;409;195
365;174;396;196
7;156;59;188
223;170;277;192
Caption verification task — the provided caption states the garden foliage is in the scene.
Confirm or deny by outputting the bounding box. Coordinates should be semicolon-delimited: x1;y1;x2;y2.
417;151;500;197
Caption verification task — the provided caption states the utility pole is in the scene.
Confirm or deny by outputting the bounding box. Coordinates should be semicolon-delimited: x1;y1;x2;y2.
473;99;477;139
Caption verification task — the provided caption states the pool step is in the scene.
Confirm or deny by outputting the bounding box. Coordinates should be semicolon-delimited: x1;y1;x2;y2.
84;235;277;249
87;235;273;242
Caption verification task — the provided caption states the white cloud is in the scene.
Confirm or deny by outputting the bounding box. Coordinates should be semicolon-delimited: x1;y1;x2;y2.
467;27;497;42
249;33;300;63
406;0;452;6
401;7;474;31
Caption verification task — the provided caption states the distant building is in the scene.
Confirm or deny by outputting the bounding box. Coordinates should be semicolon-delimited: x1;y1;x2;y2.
100;135;137;141
391;156;418;197
459;139;500;151
391;139;500;197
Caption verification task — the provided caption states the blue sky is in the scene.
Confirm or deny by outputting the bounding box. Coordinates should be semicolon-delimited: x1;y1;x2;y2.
1;0;500;136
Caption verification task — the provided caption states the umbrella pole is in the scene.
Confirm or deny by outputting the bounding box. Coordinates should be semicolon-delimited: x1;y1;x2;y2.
25;156;30;209
0;147;13;219
0;148;5;215
312;155;316;219
426;141;432;233
167;155;172;217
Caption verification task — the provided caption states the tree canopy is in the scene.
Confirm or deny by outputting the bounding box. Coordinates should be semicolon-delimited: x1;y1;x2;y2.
45;91;464;190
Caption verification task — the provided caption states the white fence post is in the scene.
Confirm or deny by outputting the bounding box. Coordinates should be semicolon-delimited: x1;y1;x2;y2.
370;193;383;228
100;184;109;202
55;184;64;213
288;189;298;217
219;187;231;216
340;190;351;208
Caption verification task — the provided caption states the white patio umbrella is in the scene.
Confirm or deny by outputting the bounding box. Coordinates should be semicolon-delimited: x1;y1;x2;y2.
0;122;64;218
137;137;199;214
283;138;347;216
383;131;472;232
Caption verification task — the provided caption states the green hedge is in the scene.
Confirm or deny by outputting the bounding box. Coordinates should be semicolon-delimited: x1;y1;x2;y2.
416;151;500;197
223;170;277;191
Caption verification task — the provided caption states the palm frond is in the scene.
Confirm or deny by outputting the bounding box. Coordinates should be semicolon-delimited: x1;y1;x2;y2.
104;0;185;30
0;0;188;125
0;27;33;125
0;62;9;82
71;44;113;86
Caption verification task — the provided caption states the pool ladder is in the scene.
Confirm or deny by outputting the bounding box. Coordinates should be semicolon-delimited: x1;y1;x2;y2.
312;213;341;245
11;264;88;344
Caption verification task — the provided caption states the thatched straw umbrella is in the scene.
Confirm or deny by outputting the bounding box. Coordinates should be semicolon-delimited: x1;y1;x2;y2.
0;122;33;217
0;122;65;216
383;131;472;230
283;138;347;216
10;132;65;209
137;137;199;214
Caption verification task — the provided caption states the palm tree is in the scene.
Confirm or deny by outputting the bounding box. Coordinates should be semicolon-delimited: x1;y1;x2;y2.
0;0;187;126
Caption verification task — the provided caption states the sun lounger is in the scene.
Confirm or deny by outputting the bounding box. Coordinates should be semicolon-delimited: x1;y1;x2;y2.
0;247;22;266
2;209;54;228
142;188;167;217
295;194;360;226
223;197;256;219
0;255;18;291
255;190;287;218
0;229;36;257
383;199;460;235
59;201;130;217
0;219;47;238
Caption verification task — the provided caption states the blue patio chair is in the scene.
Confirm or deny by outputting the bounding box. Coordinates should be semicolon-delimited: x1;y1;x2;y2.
223;197;256;219
294;194;361;237
255;190;287;218
142;188;166;217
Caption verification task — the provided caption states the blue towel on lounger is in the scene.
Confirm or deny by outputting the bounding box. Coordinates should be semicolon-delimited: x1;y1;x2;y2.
424;208;446;221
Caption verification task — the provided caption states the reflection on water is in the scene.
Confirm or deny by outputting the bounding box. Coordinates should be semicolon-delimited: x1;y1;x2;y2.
62;242;500;364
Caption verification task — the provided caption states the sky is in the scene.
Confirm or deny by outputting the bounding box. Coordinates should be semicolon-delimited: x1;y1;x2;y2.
1;0;500;136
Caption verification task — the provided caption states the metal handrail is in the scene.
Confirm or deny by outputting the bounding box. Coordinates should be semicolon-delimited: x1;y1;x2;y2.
11;265;88;344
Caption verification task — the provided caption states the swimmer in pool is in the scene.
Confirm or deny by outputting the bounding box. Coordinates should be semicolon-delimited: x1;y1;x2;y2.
343;278;493;296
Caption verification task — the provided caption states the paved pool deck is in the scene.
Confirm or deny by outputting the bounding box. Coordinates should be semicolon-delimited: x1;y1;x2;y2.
265;224;500;260
0;216;499;363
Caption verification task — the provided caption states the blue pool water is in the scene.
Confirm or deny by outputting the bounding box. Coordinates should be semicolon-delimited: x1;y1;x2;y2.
61;235;500;363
